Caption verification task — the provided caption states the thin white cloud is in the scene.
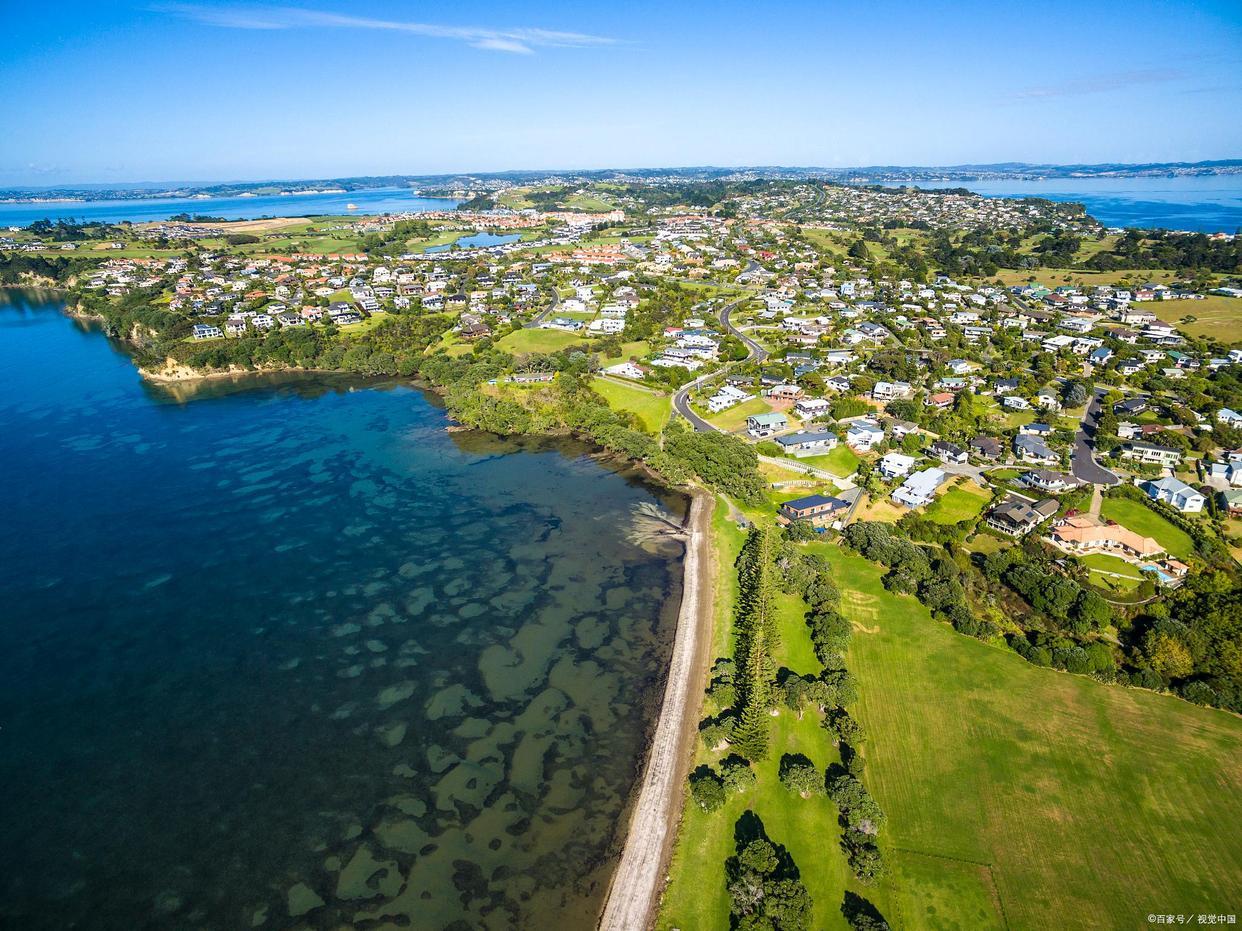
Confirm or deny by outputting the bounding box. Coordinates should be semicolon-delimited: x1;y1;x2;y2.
154;4;616;54
1011;69;1185;99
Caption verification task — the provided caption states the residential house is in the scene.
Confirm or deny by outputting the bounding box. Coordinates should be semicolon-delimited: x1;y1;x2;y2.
1120;441;1181;468
1014;434;1057;464
794;397;832;420
1142;476;1206;513
892;467;947;509
930;440;968;464
707;385;752;413
878;452;917;479
872;380;913;402
778;493;851;527
1022;469;1081;494
747;412;788;438
970;436;1002;460
845;418;885;451
1047;514;1163;560
985;495;1059;536
603;362;647;380
776;430;839;458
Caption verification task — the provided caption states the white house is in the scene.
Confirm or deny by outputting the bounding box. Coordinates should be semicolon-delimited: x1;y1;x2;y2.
845;418;885;451
707;385;752;413
878;452;917;479
1143;476;1205;513
892;468;947;508
604;362;647;380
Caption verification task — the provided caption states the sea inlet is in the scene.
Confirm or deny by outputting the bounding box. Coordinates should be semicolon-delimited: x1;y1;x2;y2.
0;290;687;929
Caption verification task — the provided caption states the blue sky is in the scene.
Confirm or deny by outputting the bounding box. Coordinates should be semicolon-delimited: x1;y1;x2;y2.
2;0;1240;186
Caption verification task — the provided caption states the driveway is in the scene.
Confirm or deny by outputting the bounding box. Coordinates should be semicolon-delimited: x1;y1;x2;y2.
1072;389;1121;486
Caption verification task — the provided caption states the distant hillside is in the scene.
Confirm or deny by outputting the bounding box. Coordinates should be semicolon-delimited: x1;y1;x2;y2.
3;160;1239;203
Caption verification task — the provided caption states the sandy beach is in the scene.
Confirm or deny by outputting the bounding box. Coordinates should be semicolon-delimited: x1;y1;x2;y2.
598;489;715;931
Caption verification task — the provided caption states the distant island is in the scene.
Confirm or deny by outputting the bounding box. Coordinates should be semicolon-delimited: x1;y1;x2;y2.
2;159;1239;205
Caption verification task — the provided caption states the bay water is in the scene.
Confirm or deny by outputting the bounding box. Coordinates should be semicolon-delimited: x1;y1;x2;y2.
0;291;685;929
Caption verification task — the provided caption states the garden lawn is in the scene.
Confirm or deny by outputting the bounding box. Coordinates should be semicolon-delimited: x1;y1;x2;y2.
589;377;670;433
816;546;1242;931
705;397;773;432
1100;496;1195;560
796;444;861;478
923;482;990;525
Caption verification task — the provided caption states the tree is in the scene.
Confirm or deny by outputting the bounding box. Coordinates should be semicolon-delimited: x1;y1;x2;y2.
841;892;892;931
778;754;825;798
689;766;727;812
721;754;757;792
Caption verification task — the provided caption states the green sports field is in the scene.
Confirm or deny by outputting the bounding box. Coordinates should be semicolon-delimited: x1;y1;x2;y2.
818;546;1242;931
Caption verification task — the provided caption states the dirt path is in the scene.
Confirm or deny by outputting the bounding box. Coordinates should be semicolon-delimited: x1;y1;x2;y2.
598;490;715;931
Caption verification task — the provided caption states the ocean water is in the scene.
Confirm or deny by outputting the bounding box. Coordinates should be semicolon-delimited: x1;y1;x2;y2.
0;188;459;227
872;175;1242;233
0;290;686;929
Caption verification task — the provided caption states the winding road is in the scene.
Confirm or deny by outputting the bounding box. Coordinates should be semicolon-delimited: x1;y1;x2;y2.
523;288;560;328
671;295;766;432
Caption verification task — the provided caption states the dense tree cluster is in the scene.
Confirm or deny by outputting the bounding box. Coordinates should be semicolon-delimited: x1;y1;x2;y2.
983;547;1113;636
843;522;996;640
1083;229;1242;273
725;815;814;930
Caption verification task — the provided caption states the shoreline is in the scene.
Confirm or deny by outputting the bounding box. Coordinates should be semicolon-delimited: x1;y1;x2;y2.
598;489;715;931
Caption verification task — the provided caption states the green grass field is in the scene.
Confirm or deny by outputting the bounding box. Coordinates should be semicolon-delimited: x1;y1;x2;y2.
494;328;586;355
598;340;650;368
1100;496;1195;560
924;483;990;524
589;377;670;433
815;546;1242;931
659;501;859;930
797;444;861;478
1153;295;1242;343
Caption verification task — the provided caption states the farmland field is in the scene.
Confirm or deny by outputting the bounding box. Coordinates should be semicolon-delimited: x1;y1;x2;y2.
817;546;1242;931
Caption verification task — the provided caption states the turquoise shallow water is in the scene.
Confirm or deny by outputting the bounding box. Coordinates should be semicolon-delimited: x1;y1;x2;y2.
0;291;686;929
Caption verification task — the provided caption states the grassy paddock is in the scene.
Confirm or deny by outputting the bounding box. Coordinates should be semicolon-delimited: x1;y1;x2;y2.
1152;295;1242;342
817;546;1242;931
589;376;670;433
494;328;585;355
658;500;864;930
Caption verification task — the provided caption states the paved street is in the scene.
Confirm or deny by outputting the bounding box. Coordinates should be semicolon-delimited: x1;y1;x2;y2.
1072;388;1121;485
671;296;762;432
